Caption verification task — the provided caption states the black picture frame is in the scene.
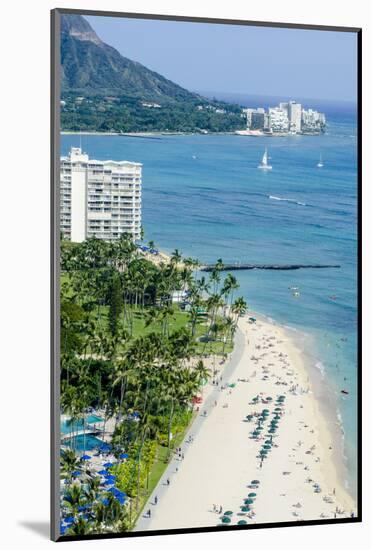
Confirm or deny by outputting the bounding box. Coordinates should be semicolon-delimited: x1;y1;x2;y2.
51;8;362;542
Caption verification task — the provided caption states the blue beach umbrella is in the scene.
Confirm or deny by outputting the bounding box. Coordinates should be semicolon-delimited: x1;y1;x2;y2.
119;453;129;459
64;516;75;524
116;494;126;504
81;454;91;461
97;469;107;475
71;470;81;476
103;462;113;468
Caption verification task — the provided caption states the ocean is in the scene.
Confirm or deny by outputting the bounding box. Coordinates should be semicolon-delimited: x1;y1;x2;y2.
61;104;358;495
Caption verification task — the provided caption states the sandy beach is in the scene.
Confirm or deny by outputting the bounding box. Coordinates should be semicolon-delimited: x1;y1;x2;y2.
135;314;356;531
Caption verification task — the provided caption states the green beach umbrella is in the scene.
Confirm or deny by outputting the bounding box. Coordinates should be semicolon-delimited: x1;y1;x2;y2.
260;449;268;455
221;516;231;524
263;444;272;450
251;479;260;484
248;492;257;497
244;498;254;505
268;429;276;434
262;409;270;414
240;506;250;512
224;511;233;515
274;407;282;412
238;520;248;525
266;397;273;401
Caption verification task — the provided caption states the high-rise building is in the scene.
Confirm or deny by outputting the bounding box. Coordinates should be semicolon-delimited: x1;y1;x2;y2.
288;101;302;133
60;147;142;242
301;109;326;133
268;107;289;133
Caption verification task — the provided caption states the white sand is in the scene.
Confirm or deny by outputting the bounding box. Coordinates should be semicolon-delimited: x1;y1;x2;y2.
135;315;356;531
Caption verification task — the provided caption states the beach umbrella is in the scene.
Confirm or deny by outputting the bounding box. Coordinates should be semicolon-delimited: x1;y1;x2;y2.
119;453;129;460
97;469;106;475
248;492;257;497
238;520;248;525
244;498;254;505
71;470;81;477
241;506;250;512
103;462;113;468
116;494;126;505
81;454;91;461
260;450;268;456
251;479;260;484
102;498;110;506
266;397;273;401
274;407;282;412
224;511;233;515
221;516;231;524
262;409;269;414
64;516;74;524
263;444;271;450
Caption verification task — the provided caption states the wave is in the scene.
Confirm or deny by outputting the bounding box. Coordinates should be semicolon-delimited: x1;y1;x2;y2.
268;195;306;206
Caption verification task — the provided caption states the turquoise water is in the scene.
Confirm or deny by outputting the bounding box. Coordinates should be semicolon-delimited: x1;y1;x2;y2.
61;107;358;492
63;434;104;452
61;414;103;435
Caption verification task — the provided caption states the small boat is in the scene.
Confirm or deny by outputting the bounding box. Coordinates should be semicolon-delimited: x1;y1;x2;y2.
341;389;349;395
317;154;324;168
258;148;272;170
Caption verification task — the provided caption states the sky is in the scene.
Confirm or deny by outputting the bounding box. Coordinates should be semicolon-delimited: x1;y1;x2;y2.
86;15;357;103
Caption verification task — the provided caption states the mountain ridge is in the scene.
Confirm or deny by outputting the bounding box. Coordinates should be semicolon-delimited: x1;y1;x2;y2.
61;14;202;103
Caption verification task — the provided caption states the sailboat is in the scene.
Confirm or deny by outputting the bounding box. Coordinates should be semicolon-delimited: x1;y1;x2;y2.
258;148;272;170
317;154;324;168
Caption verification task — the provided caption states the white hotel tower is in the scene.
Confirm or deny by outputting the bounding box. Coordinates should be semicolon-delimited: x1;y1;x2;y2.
60;147;142;242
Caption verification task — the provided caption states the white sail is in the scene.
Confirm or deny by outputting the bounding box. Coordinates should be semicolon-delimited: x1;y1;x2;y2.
317;154;323;168
258;148;272;170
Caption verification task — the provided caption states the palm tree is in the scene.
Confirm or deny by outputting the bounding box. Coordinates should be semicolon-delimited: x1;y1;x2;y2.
231;296;248;326
60;449;82;481
170;248;182;266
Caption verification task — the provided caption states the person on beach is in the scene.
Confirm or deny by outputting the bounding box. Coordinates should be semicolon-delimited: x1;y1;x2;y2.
147;509;151;518
219;506;223;514
154;495;158;505
167;478;170;485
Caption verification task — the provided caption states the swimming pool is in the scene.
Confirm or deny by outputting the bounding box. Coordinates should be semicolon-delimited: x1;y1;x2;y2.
62;434;104;452
60;414;103;435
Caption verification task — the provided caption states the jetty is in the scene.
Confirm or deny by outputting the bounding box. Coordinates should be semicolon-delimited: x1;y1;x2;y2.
200;263;341;272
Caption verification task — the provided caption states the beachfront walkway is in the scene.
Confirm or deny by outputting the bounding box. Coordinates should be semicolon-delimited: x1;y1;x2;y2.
134;327;246;531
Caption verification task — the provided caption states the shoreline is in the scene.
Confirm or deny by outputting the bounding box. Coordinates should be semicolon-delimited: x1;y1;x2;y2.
255;312;355;500
134;312;356;531
61;130;325;138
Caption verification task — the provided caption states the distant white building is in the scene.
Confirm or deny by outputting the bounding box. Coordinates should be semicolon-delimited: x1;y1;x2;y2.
301;108;326;133
268;107;289;133
60;147;142;242
284;101;302;133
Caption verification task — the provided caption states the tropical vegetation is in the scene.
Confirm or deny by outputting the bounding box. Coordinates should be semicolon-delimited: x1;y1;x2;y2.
60;232;247;535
